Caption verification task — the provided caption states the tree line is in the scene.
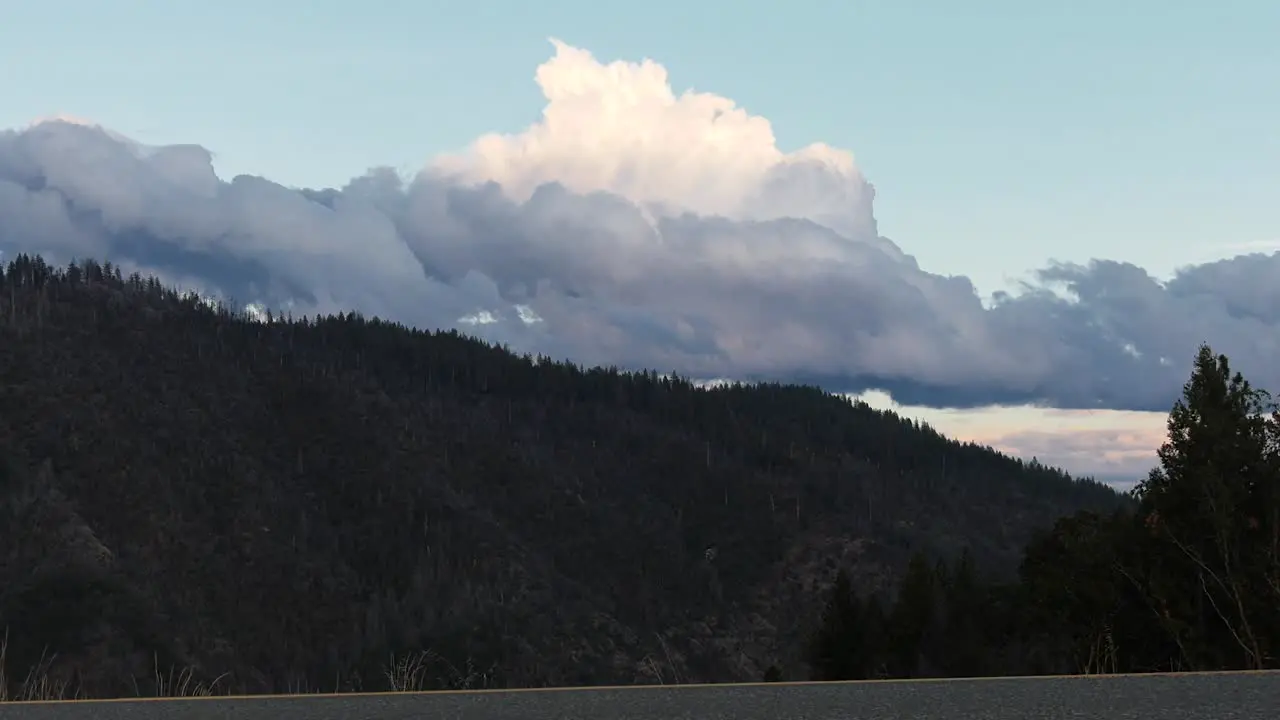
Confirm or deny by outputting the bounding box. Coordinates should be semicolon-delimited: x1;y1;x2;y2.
808;344;1280;678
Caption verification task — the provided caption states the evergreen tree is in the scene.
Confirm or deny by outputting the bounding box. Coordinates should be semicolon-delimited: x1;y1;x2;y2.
936;548;990;677
886;551;937;677
1134;344;1280;669
808;570;882;680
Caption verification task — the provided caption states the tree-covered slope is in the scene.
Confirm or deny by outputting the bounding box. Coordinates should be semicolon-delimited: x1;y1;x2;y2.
0;254;1125;697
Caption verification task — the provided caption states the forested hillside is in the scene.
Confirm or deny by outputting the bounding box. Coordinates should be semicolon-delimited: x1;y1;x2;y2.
1;254;1129;698
807;342;1280;680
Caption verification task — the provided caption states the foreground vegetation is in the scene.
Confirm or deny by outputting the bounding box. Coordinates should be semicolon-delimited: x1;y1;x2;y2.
0;254;1173;700
808;344;1280;679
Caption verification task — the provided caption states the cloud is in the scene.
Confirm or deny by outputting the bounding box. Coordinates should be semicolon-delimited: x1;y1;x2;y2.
950;411;1165;484
1;39;1277;412
988;425;1161;481
851;391;1164;484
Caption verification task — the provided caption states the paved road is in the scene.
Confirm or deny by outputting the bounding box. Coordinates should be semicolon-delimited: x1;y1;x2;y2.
1;672;1276;719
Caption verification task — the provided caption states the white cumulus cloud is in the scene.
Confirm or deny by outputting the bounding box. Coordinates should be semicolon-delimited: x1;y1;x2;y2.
432;40;878;241
0;40;1277;412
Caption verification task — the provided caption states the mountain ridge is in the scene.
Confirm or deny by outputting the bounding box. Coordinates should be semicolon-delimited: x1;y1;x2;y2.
0;253;1126;697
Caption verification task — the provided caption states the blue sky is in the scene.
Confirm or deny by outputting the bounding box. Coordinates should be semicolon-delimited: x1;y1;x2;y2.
2;0;1278;482
5;0;1277;292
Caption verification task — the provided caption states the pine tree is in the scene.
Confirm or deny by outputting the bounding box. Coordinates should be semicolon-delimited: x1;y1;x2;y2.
886;551;937;677
1134;344;1279;669
808;569;881;680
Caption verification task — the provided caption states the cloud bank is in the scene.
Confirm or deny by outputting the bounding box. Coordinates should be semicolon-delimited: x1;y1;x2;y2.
1;40;1277;412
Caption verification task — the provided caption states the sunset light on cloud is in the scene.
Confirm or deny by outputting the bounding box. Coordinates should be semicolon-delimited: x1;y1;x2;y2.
853;392;1164;487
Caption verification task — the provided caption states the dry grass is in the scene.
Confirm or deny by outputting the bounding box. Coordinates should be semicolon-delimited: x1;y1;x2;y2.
639;633;685;685
0;631;77;702
136;654;230;698
384;650;496;692
0;633;489;703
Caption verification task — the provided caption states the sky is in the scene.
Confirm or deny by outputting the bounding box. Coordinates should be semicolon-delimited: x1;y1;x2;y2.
2;0;1278;486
